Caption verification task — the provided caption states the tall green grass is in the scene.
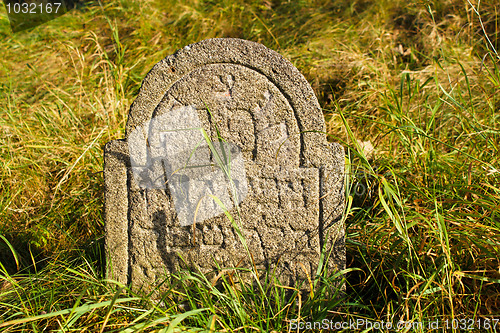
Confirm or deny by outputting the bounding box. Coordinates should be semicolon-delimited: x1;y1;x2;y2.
1;0;499;331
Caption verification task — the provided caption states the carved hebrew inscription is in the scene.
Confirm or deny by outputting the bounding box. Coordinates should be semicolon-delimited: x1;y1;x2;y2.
127;64;315;285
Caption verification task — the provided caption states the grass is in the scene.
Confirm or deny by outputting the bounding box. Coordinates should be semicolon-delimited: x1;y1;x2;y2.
0;0;499;331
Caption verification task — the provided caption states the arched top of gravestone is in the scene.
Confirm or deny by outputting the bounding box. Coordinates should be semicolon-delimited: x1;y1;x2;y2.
125;38;326;143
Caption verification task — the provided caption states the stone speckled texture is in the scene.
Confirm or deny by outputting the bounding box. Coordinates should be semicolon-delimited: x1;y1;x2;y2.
104;38;345;291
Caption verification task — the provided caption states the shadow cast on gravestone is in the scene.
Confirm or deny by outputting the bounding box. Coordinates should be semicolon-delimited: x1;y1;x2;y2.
153;209;177;280
145;207;347;306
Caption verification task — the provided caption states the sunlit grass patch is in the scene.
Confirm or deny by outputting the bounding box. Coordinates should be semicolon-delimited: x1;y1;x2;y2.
0;0;499;331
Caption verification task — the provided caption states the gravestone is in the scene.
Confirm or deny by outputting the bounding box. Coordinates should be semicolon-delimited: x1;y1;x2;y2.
104;38;345;291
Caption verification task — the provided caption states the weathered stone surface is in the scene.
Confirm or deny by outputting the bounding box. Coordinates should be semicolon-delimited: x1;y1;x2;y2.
104;38;345;291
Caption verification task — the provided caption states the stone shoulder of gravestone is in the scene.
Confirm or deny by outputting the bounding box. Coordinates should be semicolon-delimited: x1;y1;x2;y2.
104;38;345;291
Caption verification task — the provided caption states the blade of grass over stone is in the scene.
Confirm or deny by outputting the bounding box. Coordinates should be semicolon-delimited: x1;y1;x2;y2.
206;194;248;257
201;104;242;207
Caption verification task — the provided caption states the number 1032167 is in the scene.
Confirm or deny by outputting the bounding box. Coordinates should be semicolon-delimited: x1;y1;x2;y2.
444;318;499;330
6;2;62;14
